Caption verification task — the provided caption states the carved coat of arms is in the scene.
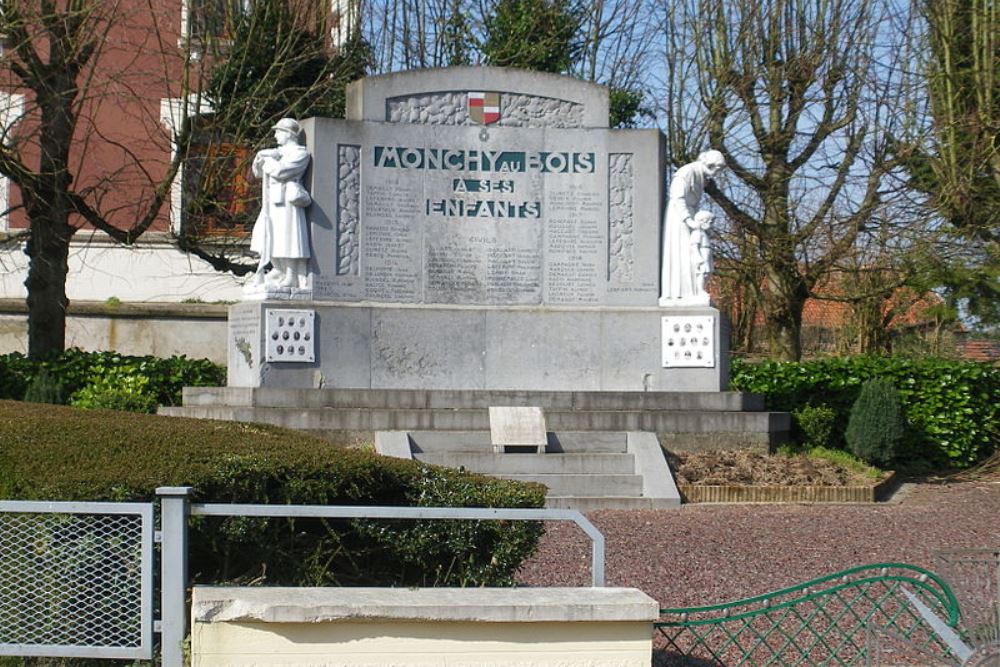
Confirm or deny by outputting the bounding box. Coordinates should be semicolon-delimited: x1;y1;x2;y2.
468;92;500;125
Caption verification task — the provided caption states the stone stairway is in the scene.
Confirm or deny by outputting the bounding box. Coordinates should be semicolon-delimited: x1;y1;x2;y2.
160;387;789;453
160;387;790;510
375;430;680;511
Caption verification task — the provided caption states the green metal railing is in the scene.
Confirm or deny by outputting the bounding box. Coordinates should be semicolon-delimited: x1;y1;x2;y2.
655;563;962;666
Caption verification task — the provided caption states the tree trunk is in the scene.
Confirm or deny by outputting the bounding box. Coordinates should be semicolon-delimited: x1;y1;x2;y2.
25;59;78;360
762;270;808;361
24;217;73;359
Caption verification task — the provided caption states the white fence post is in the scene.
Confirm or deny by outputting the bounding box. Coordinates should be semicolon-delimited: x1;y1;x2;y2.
158;486;192;667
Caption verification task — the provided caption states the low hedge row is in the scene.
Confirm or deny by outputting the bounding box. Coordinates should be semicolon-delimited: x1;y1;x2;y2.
0;349;225;407
0;401;546;586
731;356;1000;467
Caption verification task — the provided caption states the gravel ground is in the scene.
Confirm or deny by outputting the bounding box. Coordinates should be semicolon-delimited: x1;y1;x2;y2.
516;479;1000;607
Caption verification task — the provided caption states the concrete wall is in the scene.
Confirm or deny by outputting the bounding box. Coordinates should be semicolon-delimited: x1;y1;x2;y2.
0;299;228;363
191;587;658;667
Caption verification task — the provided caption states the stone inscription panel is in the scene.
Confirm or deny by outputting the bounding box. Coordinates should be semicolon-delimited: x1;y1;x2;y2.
229;307;261;372
361;124;606;306
309;120;661;306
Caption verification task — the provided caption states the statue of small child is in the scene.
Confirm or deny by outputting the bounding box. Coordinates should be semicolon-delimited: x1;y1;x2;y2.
689;210;714;296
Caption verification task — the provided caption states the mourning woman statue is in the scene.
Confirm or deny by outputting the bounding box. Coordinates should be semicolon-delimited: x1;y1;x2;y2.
245;118;312;294
659;150;725;306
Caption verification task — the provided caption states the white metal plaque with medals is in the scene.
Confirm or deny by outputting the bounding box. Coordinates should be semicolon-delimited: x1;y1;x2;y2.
265;309;315;363
661;315;715;368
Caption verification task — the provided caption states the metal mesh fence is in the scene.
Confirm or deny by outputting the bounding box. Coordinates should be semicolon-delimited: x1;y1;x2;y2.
935;549;1000;651
655;564;961;666
0;502;153;659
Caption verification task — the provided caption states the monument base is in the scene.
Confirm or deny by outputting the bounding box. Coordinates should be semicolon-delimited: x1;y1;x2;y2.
227;301;729;392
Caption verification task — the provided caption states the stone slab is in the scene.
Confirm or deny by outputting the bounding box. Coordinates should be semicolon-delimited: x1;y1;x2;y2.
345;66;610;128
192;587;658;624
414;452;636;475
160;405;789;435
545;496;680;511
192;621;653;667
627;431;681;507
374;431;412;459
489;406;546;450
503;473;642;495
181;387;766;411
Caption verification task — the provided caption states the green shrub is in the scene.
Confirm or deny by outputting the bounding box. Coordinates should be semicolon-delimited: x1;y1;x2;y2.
0;349;225;406
844;379;905;467
792;404;836;449
69;370;159;413
0;401;545;587
22;368;64;404
732;355;1000;467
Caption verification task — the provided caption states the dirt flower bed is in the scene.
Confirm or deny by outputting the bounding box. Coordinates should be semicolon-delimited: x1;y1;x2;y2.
669;449;884;486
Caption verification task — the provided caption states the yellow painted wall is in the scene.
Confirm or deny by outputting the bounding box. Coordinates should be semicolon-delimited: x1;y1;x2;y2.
192;619;653;667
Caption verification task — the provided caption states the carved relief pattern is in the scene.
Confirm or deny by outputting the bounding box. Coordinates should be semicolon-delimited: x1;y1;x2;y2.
608;153;635;282
386;92;584;128
501;93;584;128
337;144;361;275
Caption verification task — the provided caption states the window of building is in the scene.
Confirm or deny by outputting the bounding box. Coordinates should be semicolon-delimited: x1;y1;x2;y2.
0;92;24;232
181;0;247;45
183;133;257;237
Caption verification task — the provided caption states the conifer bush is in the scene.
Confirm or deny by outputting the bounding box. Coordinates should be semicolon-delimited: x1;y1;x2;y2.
845;379;905;467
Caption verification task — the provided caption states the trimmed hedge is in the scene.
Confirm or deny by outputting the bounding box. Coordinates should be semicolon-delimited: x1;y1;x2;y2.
731;356;1000;467
0;349;225;407
0;401;546;586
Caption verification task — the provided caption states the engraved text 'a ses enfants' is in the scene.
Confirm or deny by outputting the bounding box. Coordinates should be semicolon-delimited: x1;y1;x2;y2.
374;146;596;221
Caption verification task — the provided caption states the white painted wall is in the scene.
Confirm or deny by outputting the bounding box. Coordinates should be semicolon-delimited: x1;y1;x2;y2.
0;235;244;303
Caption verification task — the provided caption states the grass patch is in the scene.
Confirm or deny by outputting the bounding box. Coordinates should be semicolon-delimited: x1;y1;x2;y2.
779;445;885;480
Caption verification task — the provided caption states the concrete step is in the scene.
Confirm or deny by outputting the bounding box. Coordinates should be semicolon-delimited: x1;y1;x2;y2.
180;387;766;412
408;431;629;453
545;496;680;511
500;474;643;496
158;405;789;434
375;430;682;512
416;452;636;474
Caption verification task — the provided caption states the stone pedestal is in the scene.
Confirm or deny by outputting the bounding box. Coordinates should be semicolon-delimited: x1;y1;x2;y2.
227;301;727;392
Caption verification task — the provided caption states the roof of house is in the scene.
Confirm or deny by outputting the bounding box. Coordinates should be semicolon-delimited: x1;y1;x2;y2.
955;339;1000;363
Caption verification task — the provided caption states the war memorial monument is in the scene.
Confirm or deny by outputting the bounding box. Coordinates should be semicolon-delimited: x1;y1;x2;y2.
227;66;727;393
166;68;788;508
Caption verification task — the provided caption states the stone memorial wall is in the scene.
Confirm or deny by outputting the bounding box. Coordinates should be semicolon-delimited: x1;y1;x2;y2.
228;67;728;392
305;121;662;308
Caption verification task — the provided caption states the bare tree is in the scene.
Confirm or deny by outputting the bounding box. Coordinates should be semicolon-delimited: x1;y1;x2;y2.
362;0;657;126
0;0;195;358
660;0;916;360
364;0;483;72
